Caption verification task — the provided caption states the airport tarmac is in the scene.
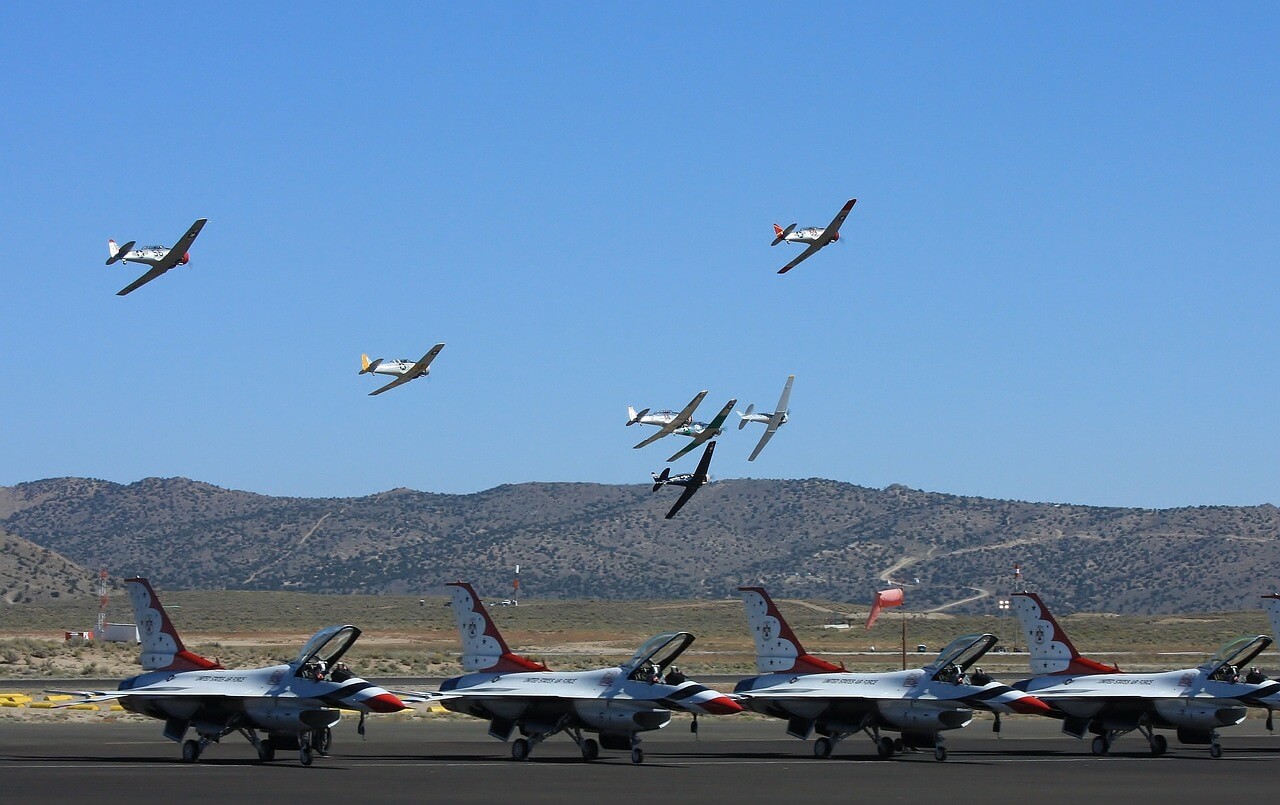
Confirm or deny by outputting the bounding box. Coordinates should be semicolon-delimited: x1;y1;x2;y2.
4;717;1280;803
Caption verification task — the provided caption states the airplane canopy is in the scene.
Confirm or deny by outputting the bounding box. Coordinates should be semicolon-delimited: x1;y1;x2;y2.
622;632;695;676
294;624;362;669
1201;634;1273;676
925;633;998;675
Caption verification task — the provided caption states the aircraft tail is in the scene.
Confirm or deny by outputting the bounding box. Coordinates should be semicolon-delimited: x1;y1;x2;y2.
651;468;671;492
446;582;548;673
360;354;383;374
626;406;649;426
738;586;845;675
1262;594;1280;643
737;404;755;430
1011;592;1117;676
105;239;134;266
771;223;797;247
125;578;221;672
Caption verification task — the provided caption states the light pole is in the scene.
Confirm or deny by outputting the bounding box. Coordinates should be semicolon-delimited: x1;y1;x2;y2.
997;598;1011;652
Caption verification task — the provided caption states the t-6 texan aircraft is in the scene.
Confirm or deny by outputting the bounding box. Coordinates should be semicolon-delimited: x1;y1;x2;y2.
651;439;716;519
106;218;208;296
359;342;445;396
52;578;405;766
737;374;794;461
1011;591;1280;757
628;390;708;447
772;198;856;274
733;587;1050;761
401;582;741;764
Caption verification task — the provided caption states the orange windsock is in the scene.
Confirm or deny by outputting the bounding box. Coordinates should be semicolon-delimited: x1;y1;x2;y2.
866;587;905;630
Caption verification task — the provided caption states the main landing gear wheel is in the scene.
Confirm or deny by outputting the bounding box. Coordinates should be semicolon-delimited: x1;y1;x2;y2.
934;746;948;762
257;740;276;763
893;738;905;753
630;747;644;765
511;738;531;761
813;737;833;759
1210;743;1223;759
299;746;314;766
877;737;894;759
1149;734;1167;757
181;739;201;763
1091;736;1109;756
581;739;599;762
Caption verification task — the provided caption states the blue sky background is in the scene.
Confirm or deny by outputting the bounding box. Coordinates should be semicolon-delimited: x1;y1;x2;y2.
2;4;1278;508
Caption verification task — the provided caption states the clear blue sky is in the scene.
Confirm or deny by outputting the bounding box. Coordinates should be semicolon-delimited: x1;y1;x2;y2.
2;4;1278;508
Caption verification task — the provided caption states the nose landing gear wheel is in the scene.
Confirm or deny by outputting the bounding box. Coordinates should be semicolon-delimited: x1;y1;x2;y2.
877;737;894;758
299;746;314;766
630;747;644;764
934;746;948;762
581;739;599;761
181;739;201;763
1210;743;1222;759
1091;736;1109;756
813;737;833;758
257;740;275;763
511;738;531;761
1149;734;1167;757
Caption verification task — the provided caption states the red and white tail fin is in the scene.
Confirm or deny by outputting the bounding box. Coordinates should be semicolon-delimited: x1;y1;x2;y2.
738;586;844;674
125;578;220;672
1011;592;1115;676
446;582;547;673
1261;594;1280;643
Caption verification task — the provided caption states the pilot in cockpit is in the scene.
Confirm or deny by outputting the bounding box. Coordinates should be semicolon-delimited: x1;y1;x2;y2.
331;662;353;682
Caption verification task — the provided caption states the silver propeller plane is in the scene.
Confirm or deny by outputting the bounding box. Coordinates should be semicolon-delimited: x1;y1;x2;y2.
772;198;856;274
737;374;794;461
359;343;445;396
107;218;208;296
401;582;742;764
628;390;708;448
51;578;405;766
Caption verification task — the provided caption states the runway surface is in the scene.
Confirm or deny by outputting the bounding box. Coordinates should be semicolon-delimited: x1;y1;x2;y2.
4;717;1280;804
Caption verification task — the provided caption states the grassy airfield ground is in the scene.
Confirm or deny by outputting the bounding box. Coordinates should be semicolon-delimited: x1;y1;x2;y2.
1;591;1277;682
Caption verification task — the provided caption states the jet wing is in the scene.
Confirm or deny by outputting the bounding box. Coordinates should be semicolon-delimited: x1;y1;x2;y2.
633;390;708;449
667;399;734;462
116;265;170;296
748;376;793;461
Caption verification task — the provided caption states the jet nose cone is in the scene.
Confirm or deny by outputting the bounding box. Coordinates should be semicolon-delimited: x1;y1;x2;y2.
699;695;744;715
364;691;408;713
1009;694;1053;716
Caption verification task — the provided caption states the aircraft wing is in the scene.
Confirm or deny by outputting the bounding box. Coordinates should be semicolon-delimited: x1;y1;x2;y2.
666;399;734;462
748;376;793;461
776;242;822;274
369;374;416;396
405;343;446;380
154;218;208;272
747;428;777;462
116;266;169;296
665;483;701;520
822;198;857;239
632;390;708;449
46;690;123;705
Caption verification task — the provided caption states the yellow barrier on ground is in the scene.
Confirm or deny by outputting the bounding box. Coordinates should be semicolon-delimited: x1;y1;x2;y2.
67;703;99;710
28;701;56;709
108;704;124;711
44;694;74;702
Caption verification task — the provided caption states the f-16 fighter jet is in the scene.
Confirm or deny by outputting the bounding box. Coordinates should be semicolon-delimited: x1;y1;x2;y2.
772;198;856;274
402;582;741;764
733;586;1051;761
359;343;445;396
737;374;794;461
107;218;208;295
1012;591;1278;758
651;440;716;519
51;578;405;766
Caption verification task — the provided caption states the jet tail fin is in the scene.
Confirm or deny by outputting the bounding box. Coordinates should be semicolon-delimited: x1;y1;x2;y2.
446;582;548;673
125;578;221;672
105;240;135;265
738;586;845;675
1011;592;1117;675
1262;595;1280;643
737;404;755;429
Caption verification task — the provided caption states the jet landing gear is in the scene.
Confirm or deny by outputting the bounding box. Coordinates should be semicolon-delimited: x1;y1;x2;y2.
1090;725;1184;758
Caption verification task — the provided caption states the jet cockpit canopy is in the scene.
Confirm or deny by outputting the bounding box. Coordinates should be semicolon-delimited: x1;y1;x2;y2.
622;632;696;679
925;633;998;679
293;625;362;675
1200;634;1273;679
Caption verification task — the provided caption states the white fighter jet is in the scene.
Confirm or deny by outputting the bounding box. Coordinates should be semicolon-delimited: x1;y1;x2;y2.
733;587;1051;761
628;390;708;448
51;578;405;766
402;582;742;764
359;343;445;396
107;218;208;296
737;374;794;461
1011;591;1278;758
772;198;856;274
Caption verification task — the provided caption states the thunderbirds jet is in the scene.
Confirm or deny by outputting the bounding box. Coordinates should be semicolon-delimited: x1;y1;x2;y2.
737;374;794;461
51;578;405;766
1011;591;1279;758
733;587;1050;761
651;440;716;519
107;218;208;296
628;390;708;448
402;582;741;764
359;343;445;396
772;198;856;274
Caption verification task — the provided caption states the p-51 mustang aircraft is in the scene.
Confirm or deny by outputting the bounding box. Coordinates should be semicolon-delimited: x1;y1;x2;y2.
401;582;741;764
107;218;208;296
359;343;445;396
733;587;1050;761
51;578;405;766
772;198;856;274
1011;591;1279;757
737;374;794;461
628;390;708;448
651;440;716;519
